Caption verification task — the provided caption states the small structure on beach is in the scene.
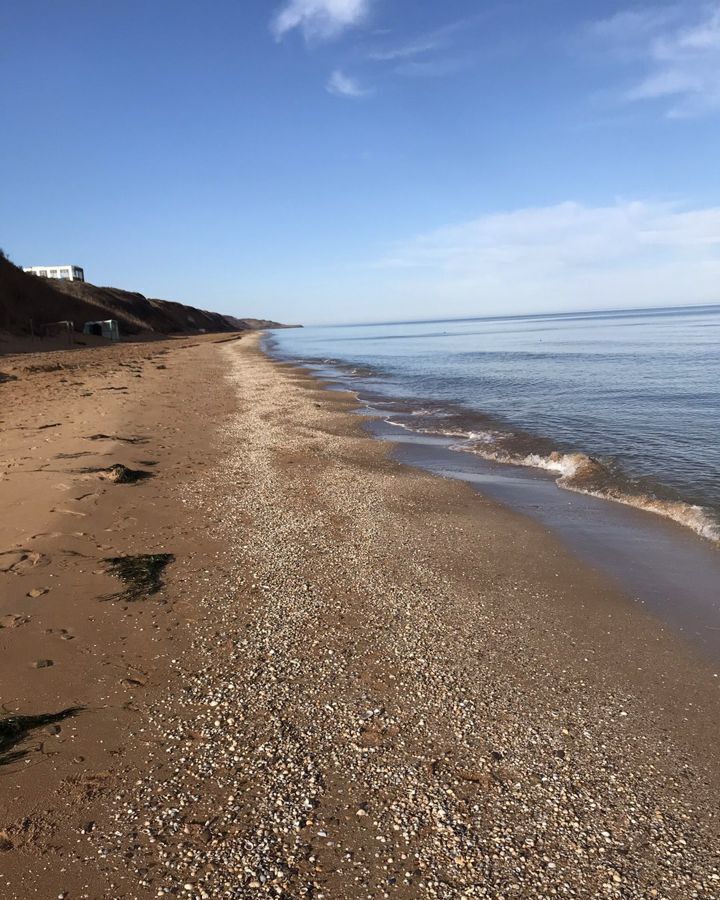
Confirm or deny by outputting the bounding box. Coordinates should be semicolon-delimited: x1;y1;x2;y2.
23;264;85;282
83;320;120;341
40;320;75;343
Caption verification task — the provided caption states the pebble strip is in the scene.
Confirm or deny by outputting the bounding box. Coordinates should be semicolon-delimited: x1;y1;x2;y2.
95;342;720;899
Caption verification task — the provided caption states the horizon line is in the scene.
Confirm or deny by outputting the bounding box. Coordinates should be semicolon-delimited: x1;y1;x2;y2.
300;299;720;328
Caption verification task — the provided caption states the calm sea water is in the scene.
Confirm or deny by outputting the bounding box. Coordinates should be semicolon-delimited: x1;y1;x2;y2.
267;305;720;542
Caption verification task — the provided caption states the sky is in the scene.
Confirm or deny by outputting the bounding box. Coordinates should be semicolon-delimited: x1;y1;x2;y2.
2;0;720;324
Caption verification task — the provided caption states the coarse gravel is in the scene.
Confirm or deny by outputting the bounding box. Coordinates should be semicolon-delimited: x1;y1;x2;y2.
94;341;720;900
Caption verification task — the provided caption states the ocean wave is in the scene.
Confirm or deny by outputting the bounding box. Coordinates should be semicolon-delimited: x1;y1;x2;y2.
384;415;719;544
452;438;720;544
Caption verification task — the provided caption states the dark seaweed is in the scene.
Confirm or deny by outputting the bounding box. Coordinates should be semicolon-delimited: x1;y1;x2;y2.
0;708;82;765
103;553;175;601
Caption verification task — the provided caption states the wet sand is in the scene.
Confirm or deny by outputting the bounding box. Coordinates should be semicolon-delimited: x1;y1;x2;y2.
1;333;719;899
364;415;720;660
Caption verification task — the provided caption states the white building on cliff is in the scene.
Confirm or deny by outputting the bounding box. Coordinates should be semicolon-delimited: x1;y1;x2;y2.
23;264;85;282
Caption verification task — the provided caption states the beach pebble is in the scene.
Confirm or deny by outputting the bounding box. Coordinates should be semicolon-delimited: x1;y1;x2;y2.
74;342;720;900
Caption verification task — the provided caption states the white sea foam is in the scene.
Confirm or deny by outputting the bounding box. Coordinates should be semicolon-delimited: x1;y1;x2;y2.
565;485;720;543
454;440;720;544
383;415;720;543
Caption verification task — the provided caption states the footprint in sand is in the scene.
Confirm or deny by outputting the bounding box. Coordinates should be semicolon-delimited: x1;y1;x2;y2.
44;628;74;640
0;551;27;573
72;492;103;502
26;531;80;542
86;434;148;445
0;550;49;573
0;614;30;629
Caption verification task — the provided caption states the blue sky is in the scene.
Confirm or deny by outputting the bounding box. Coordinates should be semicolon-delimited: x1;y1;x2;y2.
2;0;720;324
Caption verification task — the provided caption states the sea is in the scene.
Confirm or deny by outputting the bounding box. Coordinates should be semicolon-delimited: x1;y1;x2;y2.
266;304;720;656
267;304;720;544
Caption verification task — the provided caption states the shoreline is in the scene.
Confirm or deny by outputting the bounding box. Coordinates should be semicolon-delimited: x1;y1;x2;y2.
1;333;719;897
264;343;720;660
367;414;720;660
262;309;720;549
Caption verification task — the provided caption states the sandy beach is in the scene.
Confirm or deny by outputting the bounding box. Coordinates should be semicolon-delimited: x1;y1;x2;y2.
1;333;719;899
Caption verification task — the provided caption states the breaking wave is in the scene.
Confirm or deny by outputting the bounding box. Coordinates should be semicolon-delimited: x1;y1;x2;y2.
385;417;720;544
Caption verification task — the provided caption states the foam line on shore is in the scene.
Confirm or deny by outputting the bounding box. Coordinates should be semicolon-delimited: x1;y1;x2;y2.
383;418;720;544
454;439;719;543
263;338;720;546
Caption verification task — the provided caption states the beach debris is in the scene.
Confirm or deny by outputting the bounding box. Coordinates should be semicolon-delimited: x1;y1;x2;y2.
102;553;175;601
0;614;29;629
0;708;81;765
26;587;49;598
87;433;149;444
0;372;18;384
24;362;65;374
102;463;152;484
30;659;54;668
79;463;153;484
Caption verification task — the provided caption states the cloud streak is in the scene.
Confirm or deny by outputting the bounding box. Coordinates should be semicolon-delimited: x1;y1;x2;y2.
589;3;720;117
271;0;373;42
368;36;445;62
366;15;484;77
271;6;484;96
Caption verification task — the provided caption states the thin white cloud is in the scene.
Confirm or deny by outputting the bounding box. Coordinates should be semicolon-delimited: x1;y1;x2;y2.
368;29;451;62
588;7;682;50
326;68;370;97
589;3;720;117
367;16;483;67
271;0;372;42
368;37;443;62
394;56;474;78
374;200;720;312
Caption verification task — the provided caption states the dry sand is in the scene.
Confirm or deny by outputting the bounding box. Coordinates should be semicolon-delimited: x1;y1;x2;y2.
1;333;719;899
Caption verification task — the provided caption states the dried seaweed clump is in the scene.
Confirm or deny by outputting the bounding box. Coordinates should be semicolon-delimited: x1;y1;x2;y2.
103;553;175;601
